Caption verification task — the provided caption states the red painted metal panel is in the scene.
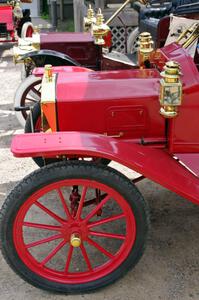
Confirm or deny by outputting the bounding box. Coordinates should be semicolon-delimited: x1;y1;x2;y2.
56;68;165;140
160;43;199;88
11;132;199;206
158;44;199;153
40;32;101;68
175;153;199;177
0;6;14;29
156;16;170;48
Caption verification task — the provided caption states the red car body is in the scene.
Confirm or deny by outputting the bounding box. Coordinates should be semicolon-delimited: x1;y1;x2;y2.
40;32;101;69
12;42;199;206
0;2;32;42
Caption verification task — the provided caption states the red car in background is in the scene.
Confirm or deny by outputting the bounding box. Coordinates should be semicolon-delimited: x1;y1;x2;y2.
0;0;33;42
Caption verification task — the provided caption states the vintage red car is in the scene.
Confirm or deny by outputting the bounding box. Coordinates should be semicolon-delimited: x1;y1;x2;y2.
0;23;199;293
13;0;199;126
0;0;33;42
13;0;199;74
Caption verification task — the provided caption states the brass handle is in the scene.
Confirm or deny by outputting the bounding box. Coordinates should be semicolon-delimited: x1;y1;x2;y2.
106;0;133;25
176;22;199;49
104;132;124;138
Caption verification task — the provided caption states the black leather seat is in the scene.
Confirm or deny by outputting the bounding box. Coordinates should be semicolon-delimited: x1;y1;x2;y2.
137;0;199;46
173;2;199;15
140;5;172;20
172;0;199;8
140;18;160;41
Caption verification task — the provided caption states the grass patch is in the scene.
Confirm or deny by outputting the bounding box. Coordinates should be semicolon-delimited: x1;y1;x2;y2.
41;13;50;20
57;19;74;32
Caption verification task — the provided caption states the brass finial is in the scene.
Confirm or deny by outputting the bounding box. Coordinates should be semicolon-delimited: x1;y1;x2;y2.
83;4;96;32
44;64;53;82
161;61;181;82
87;4;94;19
96;8;104;26
92;9;111;46
138;32;154;68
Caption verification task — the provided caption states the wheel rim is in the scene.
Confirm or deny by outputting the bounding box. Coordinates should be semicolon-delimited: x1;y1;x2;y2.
21;79;41;120
13;179;136;284
25;25;33;38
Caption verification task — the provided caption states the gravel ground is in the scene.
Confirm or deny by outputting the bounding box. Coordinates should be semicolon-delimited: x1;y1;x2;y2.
0;42;198;300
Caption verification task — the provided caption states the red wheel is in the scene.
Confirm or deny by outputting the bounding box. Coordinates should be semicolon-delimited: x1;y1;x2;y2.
21;22;34;38
0;162;149;293
14;76;41;127
25;25;34;38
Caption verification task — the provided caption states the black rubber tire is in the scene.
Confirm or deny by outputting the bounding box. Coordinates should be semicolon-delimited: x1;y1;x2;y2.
24;102;54;167
0;161;150;294
25;102;110;167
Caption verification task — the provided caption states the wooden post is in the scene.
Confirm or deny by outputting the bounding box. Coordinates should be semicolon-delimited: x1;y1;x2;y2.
95;0;105;10
51;0;57;30
73;0;86;32
60;0;64;21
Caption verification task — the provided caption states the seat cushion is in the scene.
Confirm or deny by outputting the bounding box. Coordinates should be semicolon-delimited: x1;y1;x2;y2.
140;18;160;41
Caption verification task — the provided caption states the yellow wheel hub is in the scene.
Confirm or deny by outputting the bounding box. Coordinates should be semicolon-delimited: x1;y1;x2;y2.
70;233;81;247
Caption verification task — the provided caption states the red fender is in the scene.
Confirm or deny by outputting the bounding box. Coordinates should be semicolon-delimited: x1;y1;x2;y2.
12;132;199;206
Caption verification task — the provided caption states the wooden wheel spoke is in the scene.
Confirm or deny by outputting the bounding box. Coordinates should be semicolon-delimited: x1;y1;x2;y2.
76;186;88;220
26;233;63;249
87;237;114;259
65;246;74;273
35;201;66;224
23;222;62;231
84;195;110;222
40;239;66;266
25;97;38;103
57;188;72;220
87;213;125;228
83;193;107;207
89;230;126;240
80;243;93;271
31;87;41;95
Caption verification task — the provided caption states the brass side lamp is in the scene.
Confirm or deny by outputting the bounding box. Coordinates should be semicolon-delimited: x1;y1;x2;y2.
138;32;154;68
159;61;182;118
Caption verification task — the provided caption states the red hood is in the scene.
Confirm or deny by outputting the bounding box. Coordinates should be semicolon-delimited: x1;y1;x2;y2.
56;69;161;102
40;32;94;44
